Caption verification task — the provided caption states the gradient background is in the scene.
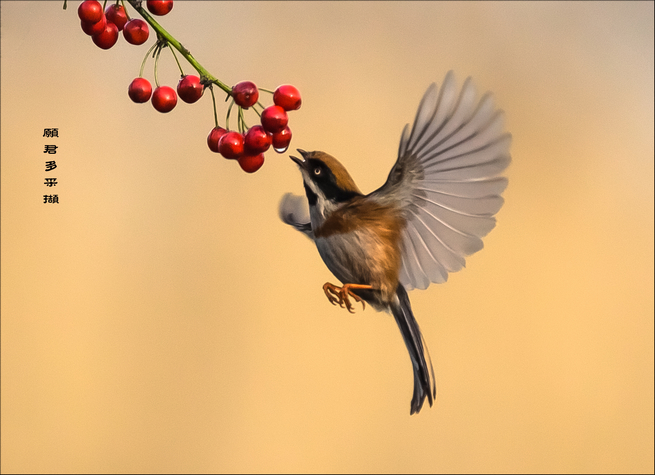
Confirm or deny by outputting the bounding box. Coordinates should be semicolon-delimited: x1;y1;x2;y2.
2;1;653;473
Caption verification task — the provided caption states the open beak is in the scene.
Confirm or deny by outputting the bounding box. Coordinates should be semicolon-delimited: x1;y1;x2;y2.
290;149;309;168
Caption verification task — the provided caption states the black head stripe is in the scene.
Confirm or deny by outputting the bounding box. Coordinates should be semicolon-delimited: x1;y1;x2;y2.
304;182;317;206
308;158;361;203
321;182;360;203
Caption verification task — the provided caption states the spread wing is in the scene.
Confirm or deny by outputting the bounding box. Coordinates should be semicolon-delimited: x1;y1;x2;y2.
371;71;511;290
279;192;313;239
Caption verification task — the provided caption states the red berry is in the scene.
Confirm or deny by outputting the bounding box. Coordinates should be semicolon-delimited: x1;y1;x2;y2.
177;75;204;104
123;19;149;45
260;105;288;134
232;81;259;109
151;86;177;113
218;132;244;159
271;126;292;153
147;0;174;16
273;85;302;111
92;22;119;49
128;78;152;103
238;153;265;173
244;126;272;154
81;15;106;36
78;0;103;23
207;127;227;153
105;4;128;31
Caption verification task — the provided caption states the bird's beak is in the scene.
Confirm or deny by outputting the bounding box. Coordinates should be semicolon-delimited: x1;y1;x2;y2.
290;149;309;168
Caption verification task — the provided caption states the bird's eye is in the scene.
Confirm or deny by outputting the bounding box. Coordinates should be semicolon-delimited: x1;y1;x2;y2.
313;167;321;176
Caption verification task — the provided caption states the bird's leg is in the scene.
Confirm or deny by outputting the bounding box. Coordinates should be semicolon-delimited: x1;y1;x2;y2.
322;283;373;313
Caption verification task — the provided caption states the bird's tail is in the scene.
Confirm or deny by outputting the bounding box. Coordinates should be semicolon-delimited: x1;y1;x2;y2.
391;284;436;415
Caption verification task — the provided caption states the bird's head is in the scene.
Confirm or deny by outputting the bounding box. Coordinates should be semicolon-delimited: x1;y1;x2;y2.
290;150;362;211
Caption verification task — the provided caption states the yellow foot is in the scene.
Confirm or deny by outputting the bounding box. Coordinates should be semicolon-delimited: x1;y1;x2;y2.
322;282;373;313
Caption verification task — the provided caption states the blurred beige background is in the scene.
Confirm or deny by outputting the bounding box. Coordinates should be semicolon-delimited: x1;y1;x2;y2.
1;1;653;473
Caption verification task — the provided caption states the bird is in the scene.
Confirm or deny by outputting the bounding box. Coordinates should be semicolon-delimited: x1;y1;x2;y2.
279;71;511;414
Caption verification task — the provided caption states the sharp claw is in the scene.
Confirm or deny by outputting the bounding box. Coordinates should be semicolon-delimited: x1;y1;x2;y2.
322;282;373;313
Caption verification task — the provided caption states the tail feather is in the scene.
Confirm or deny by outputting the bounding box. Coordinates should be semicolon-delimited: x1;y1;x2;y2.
392;284;436;414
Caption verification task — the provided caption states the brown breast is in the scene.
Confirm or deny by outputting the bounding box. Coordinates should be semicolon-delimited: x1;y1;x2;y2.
314;197;405;298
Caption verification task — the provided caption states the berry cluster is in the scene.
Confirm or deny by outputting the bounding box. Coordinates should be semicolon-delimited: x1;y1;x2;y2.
78;0;167;49
207;83;301;173
75;0;301;174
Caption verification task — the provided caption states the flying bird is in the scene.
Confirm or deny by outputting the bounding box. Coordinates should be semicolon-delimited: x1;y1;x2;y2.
279;71;511;414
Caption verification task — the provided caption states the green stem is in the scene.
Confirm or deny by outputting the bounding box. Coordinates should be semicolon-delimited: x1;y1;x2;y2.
209;86;219;129
258;87;274;94
153;44;163;88
169;45;185;76
126;0;232;95
252;104;262;118
121;0;131;20
225;98;235;131
139;42;158;77
238;107;246;133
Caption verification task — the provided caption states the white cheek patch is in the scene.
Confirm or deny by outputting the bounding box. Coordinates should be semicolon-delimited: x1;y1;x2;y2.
303;174;320;196
302;176;325;219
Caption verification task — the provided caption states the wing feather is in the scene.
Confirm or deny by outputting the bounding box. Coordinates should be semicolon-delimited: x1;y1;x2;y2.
407;73;459;154
412;188;505;216
419;177;508;199
419;93;497;163
409;208;465;272
372;72;511;290
279;193;313;238
401;229;431;291
398;123;411;159
411;205;486;255
406;223;449;287
415;77;478;156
